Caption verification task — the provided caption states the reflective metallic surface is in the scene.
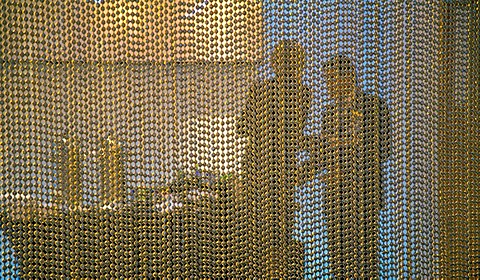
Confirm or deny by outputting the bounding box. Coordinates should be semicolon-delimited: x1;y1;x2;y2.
0;0;479;279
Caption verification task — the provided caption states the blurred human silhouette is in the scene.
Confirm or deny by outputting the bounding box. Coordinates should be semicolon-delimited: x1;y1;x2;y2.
237;39;310;278
317;55;389;278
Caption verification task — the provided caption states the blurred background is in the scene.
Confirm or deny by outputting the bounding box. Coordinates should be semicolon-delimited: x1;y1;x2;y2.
1;0;479;278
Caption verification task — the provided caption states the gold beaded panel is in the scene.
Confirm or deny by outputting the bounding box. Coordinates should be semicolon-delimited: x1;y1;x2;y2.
0;0;479;279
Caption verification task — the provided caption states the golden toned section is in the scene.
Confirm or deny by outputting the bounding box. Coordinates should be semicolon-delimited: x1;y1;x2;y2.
320;55;382;278
1;1;480;278
57;137;83;211
438;1;480;277
238;40;308;278
0;0;264;62
99;138;126;207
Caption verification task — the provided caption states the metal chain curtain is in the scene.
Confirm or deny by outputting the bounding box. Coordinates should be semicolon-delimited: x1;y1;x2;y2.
0;0;478;279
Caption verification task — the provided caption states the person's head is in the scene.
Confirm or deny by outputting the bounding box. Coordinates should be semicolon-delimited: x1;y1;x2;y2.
271;40;306;80
322;55;357;101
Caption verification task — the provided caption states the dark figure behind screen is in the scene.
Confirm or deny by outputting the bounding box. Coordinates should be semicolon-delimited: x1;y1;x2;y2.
237;39;311;278
318;55;390;278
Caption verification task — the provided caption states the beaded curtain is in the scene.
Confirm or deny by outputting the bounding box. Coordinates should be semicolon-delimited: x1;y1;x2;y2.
0;0;478;279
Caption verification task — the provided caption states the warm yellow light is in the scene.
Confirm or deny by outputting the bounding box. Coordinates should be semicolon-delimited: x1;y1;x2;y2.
2;0;264;62
109;0;265;62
